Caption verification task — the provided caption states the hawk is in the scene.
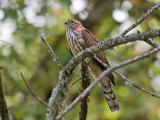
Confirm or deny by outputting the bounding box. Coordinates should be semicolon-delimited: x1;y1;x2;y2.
65;19;119;112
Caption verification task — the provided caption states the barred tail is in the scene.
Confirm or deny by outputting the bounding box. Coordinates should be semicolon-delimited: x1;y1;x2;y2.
99;79;119;112
89;62;119;112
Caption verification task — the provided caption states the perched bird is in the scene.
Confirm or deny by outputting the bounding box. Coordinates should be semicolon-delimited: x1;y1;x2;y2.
65;19;119;112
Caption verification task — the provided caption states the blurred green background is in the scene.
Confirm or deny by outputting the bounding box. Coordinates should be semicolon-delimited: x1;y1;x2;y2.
0;0;160;120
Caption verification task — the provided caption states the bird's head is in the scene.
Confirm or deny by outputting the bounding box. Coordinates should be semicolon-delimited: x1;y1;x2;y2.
65;19;83;30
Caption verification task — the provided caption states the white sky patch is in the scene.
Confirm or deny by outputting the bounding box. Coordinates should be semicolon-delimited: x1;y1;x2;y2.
0;0;9;9
112;9;128;23
0;10;5;20
34;15;46;27
24;0;43;10
46;15;57;28
23;6;37;24
151;75;160;91
122;1;132;10
119;20;132;32
23;0;46;27
0;19;16;44
79;11;89;20
70;0;87;14
17;10;24;21
134;41;152;54
47;0;61;11
154;52;160;69
148;55;160;91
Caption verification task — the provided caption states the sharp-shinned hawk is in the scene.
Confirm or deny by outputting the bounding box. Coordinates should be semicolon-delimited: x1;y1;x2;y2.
65;19;119;112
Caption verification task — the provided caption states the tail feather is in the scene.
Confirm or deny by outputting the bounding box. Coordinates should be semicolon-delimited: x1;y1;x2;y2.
89;62;119;112
99;79;119;112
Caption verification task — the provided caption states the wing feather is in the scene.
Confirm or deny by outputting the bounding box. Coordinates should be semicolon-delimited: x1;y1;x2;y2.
81;29;115;85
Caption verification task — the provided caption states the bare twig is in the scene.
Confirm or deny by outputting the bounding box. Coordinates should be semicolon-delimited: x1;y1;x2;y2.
69;77;82;87
136;30;159;48
113;71;160;97
79;61;90;120
145;38;159;48
0;67;10;120
56;46;160;120
40;36;63;69
120;2;160;36
94;53;160;98
0;40;13;46
20;72;54;111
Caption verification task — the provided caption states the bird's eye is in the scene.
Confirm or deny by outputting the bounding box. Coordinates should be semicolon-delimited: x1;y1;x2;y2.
71;21;75;24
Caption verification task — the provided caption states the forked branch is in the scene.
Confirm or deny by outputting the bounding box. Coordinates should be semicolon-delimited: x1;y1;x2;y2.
56;46;160;120
46;29;160;120
120;2;160;36
47;3;160;119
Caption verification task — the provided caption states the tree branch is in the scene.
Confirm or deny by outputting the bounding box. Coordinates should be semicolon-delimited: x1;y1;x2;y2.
94;53;160;98
136;30;159;48
61;29;160;79
59;29;160;85
0;67;10;120
79;61;90;120
56;46;160;120
120;2;160;36
69;77;82;87
41;36;63;69
145;38;159;48
0;40;13;46
113;71;160;98
20;72;54;111
46;29;160;120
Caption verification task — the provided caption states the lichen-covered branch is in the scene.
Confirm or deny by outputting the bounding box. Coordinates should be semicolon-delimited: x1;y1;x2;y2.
56;46;160;120
61;29;160;84
95;52;160;98
79;61;90;120
136;31;159;48
0;67;10;120
145;38;159;48
113;71;160;98
94;53;160;98
46;29;160;120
